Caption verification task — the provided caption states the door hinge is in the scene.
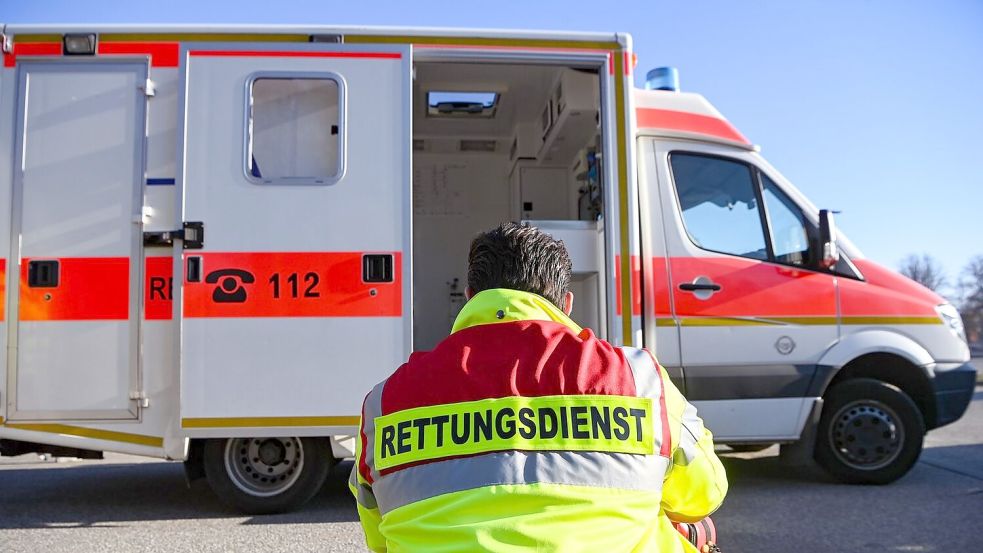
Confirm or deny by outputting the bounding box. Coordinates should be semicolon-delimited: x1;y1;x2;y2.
140;78;157;97
129;391;150;408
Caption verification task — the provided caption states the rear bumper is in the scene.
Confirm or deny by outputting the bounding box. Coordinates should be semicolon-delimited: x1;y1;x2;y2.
931;362;977;429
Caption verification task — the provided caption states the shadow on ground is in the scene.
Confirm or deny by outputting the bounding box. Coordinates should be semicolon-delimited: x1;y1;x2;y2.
2;435;981;553
715;443;983;552
0;459;359;529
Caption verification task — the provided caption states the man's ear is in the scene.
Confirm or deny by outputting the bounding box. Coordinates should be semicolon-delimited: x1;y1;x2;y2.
563;291;574;316
465;287;475;300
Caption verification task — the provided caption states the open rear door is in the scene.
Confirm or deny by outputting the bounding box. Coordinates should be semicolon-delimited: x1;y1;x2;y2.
8;60;147;421
177;43;411;433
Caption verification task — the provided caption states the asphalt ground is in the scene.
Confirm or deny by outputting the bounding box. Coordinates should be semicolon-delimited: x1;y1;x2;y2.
1;386;981;553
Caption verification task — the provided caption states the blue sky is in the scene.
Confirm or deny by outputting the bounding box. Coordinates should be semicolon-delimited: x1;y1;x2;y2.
5;0;982;295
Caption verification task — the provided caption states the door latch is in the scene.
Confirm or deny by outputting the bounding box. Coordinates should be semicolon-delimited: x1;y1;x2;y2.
140;78;156;97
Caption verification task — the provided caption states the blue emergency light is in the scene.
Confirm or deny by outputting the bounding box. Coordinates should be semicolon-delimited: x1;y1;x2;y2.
645;67;680;92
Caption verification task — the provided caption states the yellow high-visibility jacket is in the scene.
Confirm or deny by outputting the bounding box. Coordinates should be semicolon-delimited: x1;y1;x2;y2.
351;289;727;552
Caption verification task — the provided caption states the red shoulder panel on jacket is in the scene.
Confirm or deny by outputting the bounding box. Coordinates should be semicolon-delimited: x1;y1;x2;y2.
381;321;636;414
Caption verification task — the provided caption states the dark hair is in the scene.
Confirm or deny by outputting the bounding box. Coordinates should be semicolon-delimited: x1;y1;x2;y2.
467;222;572;308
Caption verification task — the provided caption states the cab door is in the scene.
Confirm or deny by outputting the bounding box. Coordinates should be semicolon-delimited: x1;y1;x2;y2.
653;140;837;441
177;43;411;429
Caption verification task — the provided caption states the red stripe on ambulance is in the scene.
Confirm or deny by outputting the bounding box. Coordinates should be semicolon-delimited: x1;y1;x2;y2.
19;257;129;321
3;42;62;68
183;252;402;318
614;255;642;316
97;42;180;67
145;256;173;320
636;107;750;145
188;50;402;59
650;257;673;318
0;259;5;321
839;259;940;317
668;256;836;318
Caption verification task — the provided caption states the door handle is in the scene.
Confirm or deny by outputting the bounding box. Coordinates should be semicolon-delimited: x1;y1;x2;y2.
679;282;721;292
27;260;60;288
678;276;721;300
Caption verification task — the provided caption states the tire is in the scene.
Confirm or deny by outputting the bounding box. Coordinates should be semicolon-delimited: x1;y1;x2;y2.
203;436;333;514
814;378;925;484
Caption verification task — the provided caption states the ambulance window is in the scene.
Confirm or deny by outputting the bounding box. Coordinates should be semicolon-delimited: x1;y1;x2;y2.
669;153;768;260
761;175;813;266
247;76;342;184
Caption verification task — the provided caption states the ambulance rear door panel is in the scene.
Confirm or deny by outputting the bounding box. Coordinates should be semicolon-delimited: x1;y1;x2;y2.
654;140;837;441
7;60;147;421
636;137;682;387
0;47;14;421
177;43;411;433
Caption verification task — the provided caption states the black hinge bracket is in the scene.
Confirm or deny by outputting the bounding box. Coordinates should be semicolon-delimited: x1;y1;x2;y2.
144;221;205;249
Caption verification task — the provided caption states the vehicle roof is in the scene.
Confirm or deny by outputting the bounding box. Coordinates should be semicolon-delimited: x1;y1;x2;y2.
0;24;626;45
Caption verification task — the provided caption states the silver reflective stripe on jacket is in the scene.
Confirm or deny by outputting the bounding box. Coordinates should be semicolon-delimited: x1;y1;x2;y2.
350;379;387;510
360;380;386;484
621;346;670;457
372;448;670;514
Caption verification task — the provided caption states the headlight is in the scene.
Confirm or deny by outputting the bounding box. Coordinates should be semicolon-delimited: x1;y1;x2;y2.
935;303;967;343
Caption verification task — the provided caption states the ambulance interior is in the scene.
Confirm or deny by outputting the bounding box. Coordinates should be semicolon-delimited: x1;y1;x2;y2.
412;62;608;350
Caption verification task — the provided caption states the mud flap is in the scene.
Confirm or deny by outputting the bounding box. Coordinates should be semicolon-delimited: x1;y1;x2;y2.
779;398;824;466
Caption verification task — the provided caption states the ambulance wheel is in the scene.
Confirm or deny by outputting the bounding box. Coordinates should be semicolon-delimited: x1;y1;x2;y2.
203;436;332;514
815;379;924;484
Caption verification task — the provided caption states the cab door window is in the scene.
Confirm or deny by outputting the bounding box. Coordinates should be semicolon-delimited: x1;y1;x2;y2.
669;153;768;260
761;174;813;266
670;152;820;269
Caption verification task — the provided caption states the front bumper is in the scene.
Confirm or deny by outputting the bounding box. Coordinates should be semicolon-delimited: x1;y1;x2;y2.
931;362;978;429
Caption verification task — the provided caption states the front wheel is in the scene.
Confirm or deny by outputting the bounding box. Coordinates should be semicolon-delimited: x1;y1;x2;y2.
814;378;924;484
203;436;332;514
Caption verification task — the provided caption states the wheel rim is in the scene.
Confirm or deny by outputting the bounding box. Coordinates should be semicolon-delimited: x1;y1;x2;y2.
223;437;305;497
828;399;905;471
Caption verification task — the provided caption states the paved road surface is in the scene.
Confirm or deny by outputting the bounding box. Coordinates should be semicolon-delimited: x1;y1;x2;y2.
2;387;981;552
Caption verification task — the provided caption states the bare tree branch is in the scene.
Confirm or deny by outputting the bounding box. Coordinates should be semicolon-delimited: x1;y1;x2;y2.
957;255;983;346
898;254;947;292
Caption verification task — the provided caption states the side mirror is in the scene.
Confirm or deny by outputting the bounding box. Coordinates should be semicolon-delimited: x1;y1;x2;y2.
819;209;839;270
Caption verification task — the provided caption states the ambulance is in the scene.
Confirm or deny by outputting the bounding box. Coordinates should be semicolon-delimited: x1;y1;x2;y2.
0;24;975;513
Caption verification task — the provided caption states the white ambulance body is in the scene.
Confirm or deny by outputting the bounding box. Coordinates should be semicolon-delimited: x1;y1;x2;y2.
0;24;975;512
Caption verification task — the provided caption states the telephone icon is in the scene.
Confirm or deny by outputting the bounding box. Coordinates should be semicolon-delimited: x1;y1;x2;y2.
205;268;255;303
